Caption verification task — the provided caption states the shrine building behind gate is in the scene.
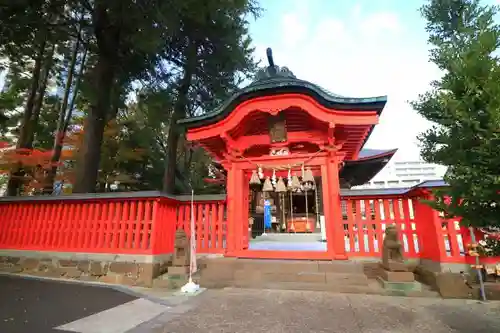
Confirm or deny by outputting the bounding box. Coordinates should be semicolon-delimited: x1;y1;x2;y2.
0;50;498;290
178;48;397;260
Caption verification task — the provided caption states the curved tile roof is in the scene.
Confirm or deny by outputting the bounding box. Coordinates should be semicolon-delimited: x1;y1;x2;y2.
178;48;387;128
340;149;397;187
357;148;397;160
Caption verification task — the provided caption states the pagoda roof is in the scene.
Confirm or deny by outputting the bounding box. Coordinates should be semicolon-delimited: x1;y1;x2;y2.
340;148;397;187
178;48;387;129
341;179;448;197
357;148;396;159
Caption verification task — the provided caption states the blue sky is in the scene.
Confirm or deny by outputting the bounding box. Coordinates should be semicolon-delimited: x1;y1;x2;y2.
248;0;498;160
2;0;499;161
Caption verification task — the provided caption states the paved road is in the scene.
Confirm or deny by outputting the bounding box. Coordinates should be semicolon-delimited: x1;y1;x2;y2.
155;288;500;333
0;275;137;333
2;276;500;333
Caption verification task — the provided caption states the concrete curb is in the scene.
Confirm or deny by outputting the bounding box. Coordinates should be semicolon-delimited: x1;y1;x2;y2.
0;271;206;307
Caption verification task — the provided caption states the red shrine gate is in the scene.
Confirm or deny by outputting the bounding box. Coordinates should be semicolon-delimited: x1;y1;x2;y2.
180;50;387;260
0;51;499;286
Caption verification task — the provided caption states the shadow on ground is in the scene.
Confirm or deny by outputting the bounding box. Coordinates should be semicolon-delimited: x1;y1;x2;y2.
0;275;137;333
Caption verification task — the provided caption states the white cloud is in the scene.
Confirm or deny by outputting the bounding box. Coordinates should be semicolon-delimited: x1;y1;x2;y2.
280;0;311;49
351;3;363;19
253;4;441;161
314;19;346;44
281;13;308;48
359;12;401;37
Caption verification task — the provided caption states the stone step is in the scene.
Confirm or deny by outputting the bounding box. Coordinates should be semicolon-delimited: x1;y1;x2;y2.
203;258;365;274
227;281;384;295
195;258;443;298
254;233;323;243
199;259;366;284
325;272;369;286
201;279;440;298
231;270;369;286
400;290;440;298
222;281;440;298
196;258;442;298
199;258;370;291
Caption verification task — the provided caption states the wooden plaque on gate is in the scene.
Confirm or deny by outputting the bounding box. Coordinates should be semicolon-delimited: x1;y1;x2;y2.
268;113;287;143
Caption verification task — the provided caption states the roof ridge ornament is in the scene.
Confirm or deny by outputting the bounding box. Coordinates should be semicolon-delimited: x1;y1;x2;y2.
254;47;296;81
266;48;276;75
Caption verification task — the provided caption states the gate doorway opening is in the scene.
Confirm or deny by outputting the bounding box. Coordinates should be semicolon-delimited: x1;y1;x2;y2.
248;174;326;252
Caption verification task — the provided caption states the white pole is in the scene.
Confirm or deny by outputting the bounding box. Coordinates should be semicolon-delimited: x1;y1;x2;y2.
189;189;195;282
181;189;200;293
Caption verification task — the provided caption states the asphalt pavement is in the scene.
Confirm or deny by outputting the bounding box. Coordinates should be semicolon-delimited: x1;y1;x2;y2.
0;275;137;333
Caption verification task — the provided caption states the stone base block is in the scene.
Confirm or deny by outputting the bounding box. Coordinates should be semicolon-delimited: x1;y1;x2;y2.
435;272;475;299
377;277;422;294
484;283;500;300
379;269;415;283
380;261;408;272
168;266;189;276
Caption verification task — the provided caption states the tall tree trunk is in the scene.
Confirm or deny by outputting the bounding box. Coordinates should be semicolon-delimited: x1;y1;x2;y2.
44;43;86;194
107;86;122;121
184;146;193;173
73;2;118;193
17;41;46;148
72;55;114;193
162;49;196;194
28;43;56;148
6;40;46;196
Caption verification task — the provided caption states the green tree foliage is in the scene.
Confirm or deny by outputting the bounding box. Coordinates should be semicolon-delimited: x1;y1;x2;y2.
0;0;84;195
412;0;500;227
0;0;260;195
70;0;174;193
161;0;260;194
99;88;224;194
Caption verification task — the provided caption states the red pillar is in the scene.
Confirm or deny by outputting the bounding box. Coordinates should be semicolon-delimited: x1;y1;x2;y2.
225;163;245;255
414;195;446;263
233;167;245;252
322;154;347;260
241;172;250;250
225;163;236;253
321;163;333;256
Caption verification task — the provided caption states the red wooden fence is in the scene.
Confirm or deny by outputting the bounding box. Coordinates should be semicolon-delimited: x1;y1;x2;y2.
0;197;164;254
434;214;494;265
176;200;227;253
341;193;498;265
0;191;496;265
341;196;420;258
0;193;227;256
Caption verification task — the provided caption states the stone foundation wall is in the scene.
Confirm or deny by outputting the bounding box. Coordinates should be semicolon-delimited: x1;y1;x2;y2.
414;261;480;299
0;250;172;287
362;259;480;299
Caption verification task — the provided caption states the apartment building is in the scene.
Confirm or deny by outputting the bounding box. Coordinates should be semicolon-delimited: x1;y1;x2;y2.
354;160;447;189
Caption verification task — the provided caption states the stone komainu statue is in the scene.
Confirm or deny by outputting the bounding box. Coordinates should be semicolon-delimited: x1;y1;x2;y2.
173;229;190;267
382;224;404;265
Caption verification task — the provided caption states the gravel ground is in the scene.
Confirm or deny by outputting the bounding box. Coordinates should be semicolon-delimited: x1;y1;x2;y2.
157;288;500;333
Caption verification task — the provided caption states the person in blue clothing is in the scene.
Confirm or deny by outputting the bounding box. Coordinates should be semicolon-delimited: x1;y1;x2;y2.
263;199;272;234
